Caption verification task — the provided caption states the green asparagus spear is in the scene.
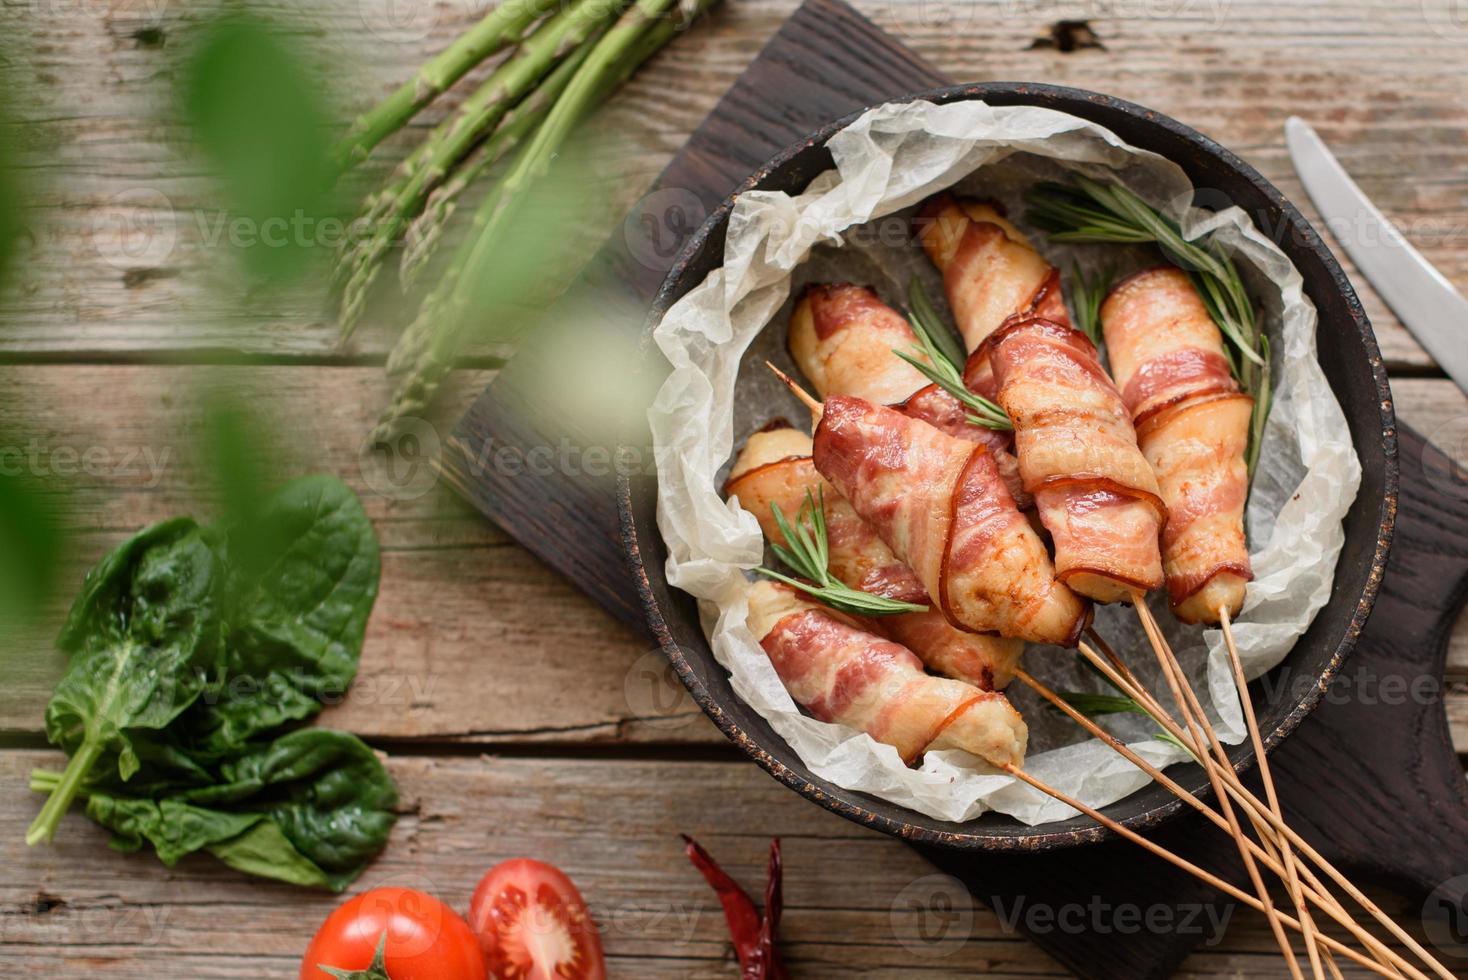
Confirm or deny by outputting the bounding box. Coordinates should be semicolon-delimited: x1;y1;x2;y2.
332;0;563;172
398;6;694;288
336;0;626;337
399;28;605;289
374;0;695;437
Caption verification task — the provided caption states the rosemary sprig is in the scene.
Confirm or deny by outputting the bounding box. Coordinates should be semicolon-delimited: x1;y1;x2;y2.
755;488;928;617
1056;691;1191;754
1058;655;1193;755
907;276;967;372
1068;262;1111;346
1025;176;1272;475
896;280;1013;432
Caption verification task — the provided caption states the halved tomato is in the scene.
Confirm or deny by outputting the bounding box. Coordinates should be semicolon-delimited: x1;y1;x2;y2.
469;859;606;980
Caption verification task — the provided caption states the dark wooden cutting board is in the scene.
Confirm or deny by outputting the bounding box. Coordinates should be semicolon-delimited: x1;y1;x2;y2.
442;1;1468;974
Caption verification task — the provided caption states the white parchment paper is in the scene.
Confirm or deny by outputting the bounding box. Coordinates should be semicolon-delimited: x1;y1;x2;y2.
648;100;1362;825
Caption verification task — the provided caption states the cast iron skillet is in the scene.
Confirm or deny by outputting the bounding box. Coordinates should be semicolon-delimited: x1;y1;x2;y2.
617;82;1398;850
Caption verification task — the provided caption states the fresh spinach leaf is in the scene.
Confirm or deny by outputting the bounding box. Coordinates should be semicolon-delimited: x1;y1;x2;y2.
28;475;395;889
80;792;261;863
207;818;336;889
196;728;399;888
31;728;397;891
192;475;380;753
28;519;226;844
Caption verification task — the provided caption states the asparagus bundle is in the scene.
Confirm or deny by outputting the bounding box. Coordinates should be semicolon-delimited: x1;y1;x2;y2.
398;31;602;289
374;0;712;438
331;0;563;171
334;0;716;433
336;0;626;336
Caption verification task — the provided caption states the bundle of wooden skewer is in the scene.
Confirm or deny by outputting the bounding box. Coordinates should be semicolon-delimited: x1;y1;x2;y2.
769;367;1445;979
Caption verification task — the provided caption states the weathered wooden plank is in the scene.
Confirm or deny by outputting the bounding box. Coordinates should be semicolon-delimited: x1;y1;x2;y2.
0;750;1428;978
0;364;714;744
2;0;1462;370
2;366;1466;750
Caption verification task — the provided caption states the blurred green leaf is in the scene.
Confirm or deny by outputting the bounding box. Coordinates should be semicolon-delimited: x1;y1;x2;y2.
201;389;272;531
0;467;67;630
0;44;30;298
457;138;604;337
180;13;336;282
198;387;291;580
0;131;24;295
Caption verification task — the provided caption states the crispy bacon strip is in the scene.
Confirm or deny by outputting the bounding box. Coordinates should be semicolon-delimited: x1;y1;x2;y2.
745;580;1028;768
980;315;1167;604
726;427;1024;688
813;394;1089;647
788;283;1029;508
894;384;1025;505
789;283;934;406
916;194;1070;351
1101;267;1254;623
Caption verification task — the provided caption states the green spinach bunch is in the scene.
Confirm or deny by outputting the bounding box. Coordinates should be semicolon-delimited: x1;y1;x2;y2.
26;475;397;891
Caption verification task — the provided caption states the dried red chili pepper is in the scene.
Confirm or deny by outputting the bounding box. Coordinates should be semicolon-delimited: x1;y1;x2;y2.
681;835;787;979
753;837;784;979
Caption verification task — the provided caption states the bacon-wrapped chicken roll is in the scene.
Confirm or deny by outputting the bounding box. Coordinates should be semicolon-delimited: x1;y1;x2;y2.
726;426;1024;689
813;394;1089;647
916;194;1070;353
980;315;1167;604
746;580;1028;768
788;283;935;407
788;283;1028;508
1100;267;1255;623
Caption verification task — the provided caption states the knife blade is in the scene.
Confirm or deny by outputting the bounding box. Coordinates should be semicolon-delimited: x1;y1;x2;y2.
1285;115;1468;397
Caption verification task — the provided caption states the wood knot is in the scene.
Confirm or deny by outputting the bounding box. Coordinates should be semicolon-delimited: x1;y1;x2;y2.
28;891;67;915
1029;20;1105;53
121;267;175;289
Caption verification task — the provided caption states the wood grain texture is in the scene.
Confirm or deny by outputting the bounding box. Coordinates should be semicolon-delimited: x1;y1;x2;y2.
0;364;714;744
0;749;1431;978
1;0;1463;371
4;0;1468;976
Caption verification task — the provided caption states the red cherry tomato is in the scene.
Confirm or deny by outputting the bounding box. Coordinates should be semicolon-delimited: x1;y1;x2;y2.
301;887;486;980
469;859;606;980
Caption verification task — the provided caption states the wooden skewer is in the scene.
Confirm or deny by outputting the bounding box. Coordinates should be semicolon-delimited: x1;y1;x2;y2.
996;761;1402;979
1083;633;1297;882
1123;596;1306;980
1023;660;1422;980
1121;598;1309;974
1119;606;1408;979
1217;604;1326;980
766;360;823;421
1125;602;1442;979
1076;637;1414;980
1129;601;1453;980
